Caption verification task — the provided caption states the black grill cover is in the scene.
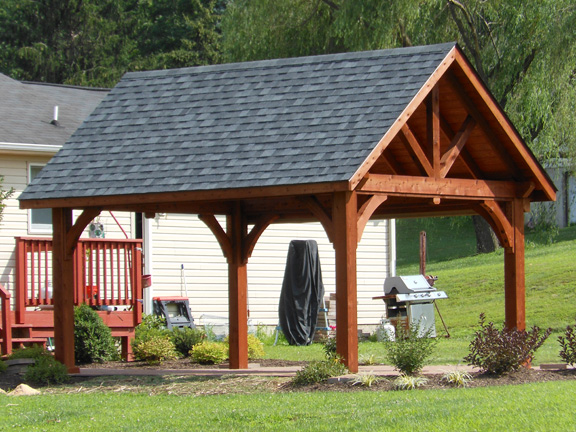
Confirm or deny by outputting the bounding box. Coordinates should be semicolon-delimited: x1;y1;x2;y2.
278;240;325;345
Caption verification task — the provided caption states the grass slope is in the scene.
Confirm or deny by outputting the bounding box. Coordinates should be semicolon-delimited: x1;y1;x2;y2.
2;381;575;431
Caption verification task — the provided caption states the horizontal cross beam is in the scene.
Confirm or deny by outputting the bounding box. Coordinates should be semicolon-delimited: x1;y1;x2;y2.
358;174;530;200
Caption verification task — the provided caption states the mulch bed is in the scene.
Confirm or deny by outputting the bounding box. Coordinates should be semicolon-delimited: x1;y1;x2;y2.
2;357;575;393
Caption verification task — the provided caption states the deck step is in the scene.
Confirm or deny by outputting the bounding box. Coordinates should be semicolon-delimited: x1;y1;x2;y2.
11;323;35;328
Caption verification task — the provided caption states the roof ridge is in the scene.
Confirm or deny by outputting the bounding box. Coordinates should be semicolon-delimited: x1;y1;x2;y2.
123;42;457;81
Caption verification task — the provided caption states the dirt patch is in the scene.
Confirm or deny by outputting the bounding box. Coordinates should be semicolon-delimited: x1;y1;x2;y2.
79;358;307;370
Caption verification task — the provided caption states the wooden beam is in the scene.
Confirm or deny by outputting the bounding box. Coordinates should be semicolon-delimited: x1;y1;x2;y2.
440;115;484;179
427;85;441;178
243;214;278;262
52;208;79;373
350;45;458;188
298;195;335;243
445;70;524;180
504;198;526;330
440;115;476;178
359;174;526;200
357;195;388;242
475;201;513;249
19;181;351;210
453;49;556;201
66;208;102;256
400;124;434;177
227;203;249;369
198;214;233;262
333;191;358;373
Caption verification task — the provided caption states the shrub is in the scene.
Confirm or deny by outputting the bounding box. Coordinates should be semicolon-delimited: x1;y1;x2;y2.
247;334;265;359
222;334;266;360
383;321;437;376
134;314;169;342
170;327;206;357
393;374;428;390
359;353;379;365
132;335;178;365
320;334;337;360
0;359;6;374
441;369;473;388
24;355;69;385
292;358;348;385
190;341;228;364
558;319;576;366
74;304;119;364
464;313;551;375
8;345;50;360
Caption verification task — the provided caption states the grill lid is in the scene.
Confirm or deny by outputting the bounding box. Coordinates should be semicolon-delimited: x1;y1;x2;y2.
384;275;434;294
383;275;448;303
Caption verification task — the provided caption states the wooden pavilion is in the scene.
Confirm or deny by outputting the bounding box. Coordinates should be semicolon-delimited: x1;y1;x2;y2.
18;43;556;373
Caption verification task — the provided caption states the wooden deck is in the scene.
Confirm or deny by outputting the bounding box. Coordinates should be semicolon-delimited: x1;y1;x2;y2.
1;237;143;358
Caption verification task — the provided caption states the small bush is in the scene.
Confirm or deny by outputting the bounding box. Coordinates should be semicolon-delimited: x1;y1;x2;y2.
8;345;50;360
393;374;428;390
223;334;266;360
383;321;437;376
190;341;228;364
24;355;69;385
0;359;6;374
132;335;178;365
464;313;551;375
441;369;473;388
74;304;119;364
558;319;576;366
134;314;169;342
292;358;348;385
170;327;206;357
320;335;337;360
247;334;265;359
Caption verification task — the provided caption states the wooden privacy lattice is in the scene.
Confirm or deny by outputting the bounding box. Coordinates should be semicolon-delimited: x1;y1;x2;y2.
15;237;143;311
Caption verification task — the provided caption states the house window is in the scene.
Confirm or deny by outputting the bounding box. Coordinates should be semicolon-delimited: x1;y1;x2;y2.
28;164;52;233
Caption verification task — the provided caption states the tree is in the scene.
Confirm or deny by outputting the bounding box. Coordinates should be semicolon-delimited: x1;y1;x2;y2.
0;0;223;87
221;0;576;252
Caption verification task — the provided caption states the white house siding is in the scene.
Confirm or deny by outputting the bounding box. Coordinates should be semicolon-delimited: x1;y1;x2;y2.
0;152;133;301
147;214;392;330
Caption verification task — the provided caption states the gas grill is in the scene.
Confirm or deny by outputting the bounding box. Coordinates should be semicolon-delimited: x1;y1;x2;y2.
375;275;448;337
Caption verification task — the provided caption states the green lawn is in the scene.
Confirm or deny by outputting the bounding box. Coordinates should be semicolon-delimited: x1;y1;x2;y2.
2;380;575;431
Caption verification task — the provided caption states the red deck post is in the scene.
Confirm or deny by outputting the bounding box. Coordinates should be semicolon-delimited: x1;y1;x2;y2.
0;284;12;355
15;237;26;324
333;191;359;373
504;198;526;331
227;203;249;369
52;208;78;372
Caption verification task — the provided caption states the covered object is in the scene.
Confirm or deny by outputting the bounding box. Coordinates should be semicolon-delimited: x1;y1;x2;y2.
279;240;325;345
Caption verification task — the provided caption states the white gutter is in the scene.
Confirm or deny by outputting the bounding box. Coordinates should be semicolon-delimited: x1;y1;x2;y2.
0;142;61;154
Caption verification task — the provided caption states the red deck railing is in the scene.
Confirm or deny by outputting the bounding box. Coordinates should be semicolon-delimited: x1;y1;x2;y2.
14;237;143;324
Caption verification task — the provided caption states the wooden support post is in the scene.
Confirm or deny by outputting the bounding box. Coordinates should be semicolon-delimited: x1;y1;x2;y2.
52;208;79;373
333;191;358;373
504;198;526;330
227;203;249;369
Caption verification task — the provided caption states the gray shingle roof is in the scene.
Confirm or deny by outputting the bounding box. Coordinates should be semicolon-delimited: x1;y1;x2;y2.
0;74;108;146
19;42;456;202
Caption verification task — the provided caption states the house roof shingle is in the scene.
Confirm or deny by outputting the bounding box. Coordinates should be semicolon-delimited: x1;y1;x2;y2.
0;73;108;147
19;42;456;202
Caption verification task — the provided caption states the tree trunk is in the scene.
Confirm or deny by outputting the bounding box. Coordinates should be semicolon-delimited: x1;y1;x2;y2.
472;215;499;254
